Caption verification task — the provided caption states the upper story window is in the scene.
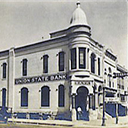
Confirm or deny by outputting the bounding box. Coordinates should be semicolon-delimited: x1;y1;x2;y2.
91;53;96;73
2;63;7;79
43;55;49;73
71;48;77;69
108;67;112;87
79;48;86;69
58;51;65;71
22;59;28;76
98;58;100;76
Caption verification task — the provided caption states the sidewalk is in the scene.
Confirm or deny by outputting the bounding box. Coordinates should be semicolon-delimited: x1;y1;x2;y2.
7;116;128;128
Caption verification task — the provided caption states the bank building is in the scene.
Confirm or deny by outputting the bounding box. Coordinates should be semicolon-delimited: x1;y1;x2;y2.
0;2;128;122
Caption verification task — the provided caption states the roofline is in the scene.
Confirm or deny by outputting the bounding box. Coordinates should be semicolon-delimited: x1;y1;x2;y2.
0;50;9;57
117;64;128;72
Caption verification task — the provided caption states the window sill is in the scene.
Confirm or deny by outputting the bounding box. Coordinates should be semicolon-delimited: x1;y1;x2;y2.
2;78;6;81
42;73;49;75
58;106;65;108
20;107;28;109
40;107;50;109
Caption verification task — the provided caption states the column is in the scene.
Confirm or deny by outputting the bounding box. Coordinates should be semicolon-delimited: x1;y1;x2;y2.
26;112;30;119
95;92;98;109
89;94;93;109
72;93;76;121
87;48;89;70
95;57;98;75
76;47;79;70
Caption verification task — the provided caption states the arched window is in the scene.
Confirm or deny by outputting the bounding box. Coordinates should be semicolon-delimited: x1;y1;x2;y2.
22;59;28;76
58;51;65;71
98;58;100;76
58;85;65;107
21;87;28;107
2;88;6;107
91;53;96;73
108;67;112;87
3;63;7;79
43;55;49;73
41;86;50;107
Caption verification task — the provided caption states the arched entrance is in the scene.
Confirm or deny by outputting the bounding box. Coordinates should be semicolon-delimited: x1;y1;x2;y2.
75;86;89;120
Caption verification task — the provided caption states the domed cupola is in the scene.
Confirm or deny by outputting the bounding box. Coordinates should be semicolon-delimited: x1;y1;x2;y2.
70;1;89;27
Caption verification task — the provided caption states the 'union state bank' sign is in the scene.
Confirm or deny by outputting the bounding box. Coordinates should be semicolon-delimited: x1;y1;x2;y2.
15;73;67;85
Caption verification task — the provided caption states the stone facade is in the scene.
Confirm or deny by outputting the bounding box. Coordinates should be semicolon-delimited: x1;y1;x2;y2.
0;2;127;121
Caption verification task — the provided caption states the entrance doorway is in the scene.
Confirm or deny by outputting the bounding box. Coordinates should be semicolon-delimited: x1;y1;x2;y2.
75;86;89;121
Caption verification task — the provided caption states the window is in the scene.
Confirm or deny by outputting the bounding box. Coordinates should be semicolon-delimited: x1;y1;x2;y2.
108;74;111;87
22;59;28;76
108;67;112;87
43;55;49;73
41;86;50;107
98;58;100;76
3;63;7;79
21;87;28;107
91;53;96;73
58;85;65;107
79;48;86;69
2;88;6;107
59;51;64;71
71;48;77;69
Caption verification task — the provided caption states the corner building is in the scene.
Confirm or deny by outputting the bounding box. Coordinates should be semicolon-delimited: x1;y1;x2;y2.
0;2;128;121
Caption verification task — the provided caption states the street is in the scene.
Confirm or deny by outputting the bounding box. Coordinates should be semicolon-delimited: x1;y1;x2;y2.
0;124;128;128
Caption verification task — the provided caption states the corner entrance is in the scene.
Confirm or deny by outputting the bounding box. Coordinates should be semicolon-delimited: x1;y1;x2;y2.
75;86;89;121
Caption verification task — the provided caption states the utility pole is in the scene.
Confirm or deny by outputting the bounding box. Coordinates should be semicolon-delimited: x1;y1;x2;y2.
116;92;118;124
102;86;106;126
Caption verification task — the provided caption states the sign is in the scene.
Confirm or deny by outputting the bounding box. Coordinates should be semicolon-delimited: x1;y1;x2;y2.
105;97;119;103
75;81;91;85
15;73;67;85
105;87;117;93
113;72;128;78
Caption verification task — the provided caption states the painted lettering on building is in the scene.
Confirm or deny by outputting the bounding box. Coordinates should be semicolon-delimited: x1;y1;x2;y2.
75;81;91;85
15;73;67;85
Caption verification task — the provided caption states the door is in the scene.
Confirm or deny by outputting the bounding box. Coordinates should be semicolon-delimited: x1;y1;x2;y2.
75;86;89;121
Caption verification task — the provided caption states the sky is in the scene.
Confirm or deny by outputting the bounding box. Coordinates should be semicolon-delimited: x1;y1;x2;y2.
0;0;127;68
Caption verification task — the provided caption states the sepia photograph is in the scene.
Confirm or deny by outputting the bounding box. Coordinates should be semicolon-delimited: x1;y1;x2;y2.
0;0;127;127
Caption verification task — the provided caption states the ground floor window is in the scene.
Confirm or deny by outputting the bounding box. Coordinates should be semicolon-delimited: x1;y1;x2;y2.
41;86;50;107
21;87;28;107
2;88;6;107
58;85;65;107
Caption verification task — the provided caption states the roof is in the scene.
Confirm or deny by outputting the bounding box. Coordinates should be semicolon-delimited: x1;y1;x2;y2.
70;1;89;27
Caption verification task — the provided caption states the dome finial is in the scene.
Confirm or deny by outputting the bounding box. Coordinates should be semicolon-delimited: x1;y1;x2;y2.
76;1;80;8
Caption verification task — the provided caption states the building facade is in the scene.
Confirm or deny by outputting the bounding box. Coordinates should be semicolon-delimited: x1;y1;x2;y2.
0;2;128;121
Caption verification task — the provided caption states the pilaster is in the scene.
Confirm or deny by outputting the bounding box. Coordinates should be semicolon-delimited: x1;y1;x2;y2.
8;47;15;111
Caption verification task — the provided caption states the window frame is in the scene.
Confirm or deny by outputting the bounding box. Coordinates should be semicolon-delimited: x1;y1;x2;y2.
58;85;65;107
91;53;96;73
79;48;86;69
71;48;77;70
98;58;100;76
22;59;28;76
58;51;65;72
3;63;7;79
43;55;49;73
21;87;28;107
41;86;50;107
